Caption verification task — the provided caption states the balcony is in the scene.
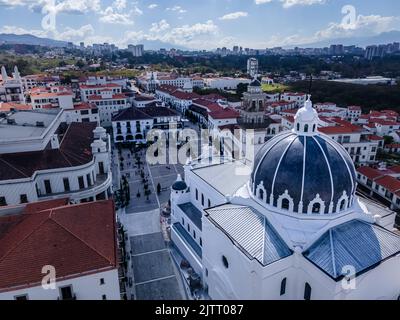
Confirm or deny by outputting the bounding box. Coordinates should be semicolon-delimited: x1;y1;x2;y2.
38;172;112;202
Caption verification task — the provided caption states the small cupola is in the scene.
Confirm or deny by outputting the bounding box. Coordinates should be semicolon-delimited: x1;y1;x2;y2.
294;95;319;135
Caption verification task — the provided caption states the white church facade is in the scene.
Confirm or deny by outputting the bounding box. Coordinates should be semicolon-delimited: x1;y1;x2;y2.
170;97;400;300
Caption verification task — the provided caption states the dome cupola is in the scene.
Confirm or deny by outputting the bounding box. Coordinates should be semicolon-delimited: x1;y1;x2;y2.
294;95;319;135
172;174;187;191
250;97;357;215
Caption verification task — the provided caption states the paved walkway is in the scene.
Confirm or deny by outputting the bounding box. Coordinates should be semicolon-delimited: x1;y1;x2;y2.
119;207;185;300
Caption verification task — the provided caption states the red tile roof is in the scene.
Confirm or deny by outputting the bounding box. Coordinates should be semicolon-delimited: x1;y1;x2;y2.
348;106;362;111
0;199;117;292
80;83;120;89
375;176;400;193
357;166;386;180
0;122;96;180
171;91;200;100
0;103;32;112
319;125;361;134
385;144;400;149
209;107;240;120
367;135;384;141
73;102;97;110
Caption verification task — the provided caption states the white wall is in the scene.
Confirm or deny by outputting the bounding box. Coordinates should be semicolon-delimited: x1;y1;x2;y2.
0;269;120;300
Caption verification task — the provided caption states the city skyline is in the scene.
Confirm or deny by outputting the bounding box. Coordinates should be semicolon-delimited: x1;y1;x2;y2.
0;0;399;50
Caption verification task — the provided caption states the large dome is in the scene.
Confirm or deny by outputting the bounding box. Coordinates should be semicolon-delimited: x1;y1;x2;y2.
250;98;357;215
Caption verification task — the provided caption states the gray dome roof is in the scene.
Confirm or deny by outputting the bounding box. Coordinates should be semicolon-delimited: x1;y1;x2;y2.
249;79;261;87
172;180;187;191
251;131;357;214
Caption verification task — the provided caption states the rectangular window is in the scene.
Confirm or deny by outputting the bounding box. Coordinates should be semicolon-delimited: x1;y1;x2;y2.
78;176;85;189
44;180;52;194
14;294;28;300
63;178;70;192
99;162;105;174
80;110;89;115
195;189;198;201
60;285;74;300
0;197;6;206
87;174;92;186
102;295;107;300
100;278;105;285
304;283;312;300
280;278;287;296
20;194;28;204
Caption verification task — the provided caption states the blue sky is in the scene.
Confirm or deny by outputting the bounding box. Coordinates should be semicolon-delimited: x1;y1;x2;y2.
0;0;399;49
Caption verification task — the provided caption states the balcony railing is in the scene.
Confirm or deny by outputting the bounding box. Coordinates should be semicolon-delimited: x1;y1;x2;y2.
38;172;112;201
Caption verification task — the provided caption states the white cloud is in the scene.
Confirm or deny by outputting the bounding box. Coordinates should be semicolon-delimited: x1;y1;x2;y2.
149;20;170;33
254;0;272;4
315;14;399;40
0;23;94;42
113;0;126;11
255;0;325;8
99;7;133;25
98;0;142;26
166;5;186;13
281;0;326;8
56;24;94;41
219;11;248;20
148;4;158;9
0;25;48;38
121;20;219;49
260;14;400;48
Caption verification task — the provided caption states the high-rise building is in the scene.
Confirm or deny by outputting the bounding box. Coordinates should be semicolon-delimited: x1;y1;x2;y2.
247;57;259;78
128;44;144;57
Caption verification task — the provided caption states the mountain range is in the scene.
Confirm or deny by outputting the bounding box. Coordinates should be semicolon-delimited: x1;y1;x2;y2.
0;30;399;51
294;30;400;48
0;33;68;47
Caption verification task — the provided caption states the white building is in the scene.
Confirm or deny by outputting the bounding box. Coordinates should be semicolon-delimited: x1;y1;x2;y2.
80;83;123;102
139;72;204;91
281;92;307;108
0;109;112;207
30;88;74;110
0;66;25;104
204;77;251;91
0;198;121;300
112;106;183;144
171;97;400;300
86;89;129;126
347;106;362;121
128;44;144;57
247;58;259;78
357;164;400;211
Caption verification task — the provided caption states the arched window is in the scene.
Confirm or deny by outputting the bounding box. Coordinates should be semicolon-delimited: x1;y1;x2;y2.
280;278;287;296
208;199;211;207
222;256;229;269
297;123;300;131
340;199;346;211
259;189;264;201
201;194;204;206
304;283;312;300
312;124;316;132
282;198;290;210
304;124;309;133
312;203;321;214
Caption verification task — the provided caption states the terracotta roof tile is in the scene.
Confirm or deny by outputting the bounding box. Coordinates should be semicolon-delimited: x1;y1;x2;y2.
0;200;117;292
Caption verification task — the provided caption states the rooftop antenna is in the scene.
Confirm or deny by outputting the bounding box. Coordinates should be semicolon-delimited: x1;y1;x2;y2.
306;73;313;102
308;74;313;96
